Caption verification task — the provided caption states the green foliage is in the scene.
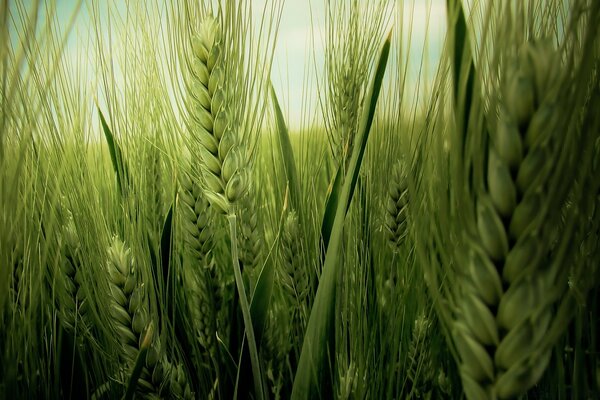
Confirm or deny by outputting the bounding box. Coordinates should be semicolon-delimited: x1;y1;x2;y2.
1;1;599;400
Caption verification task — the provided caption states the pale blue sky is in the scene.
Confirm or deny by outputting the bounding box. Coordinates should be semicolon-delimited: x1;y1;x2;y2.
11;0;448;129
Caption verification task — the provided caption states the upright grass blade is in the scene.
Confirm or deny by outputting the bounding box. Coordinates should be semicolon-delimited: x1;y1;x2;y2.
291;27;392;400
320;166;343;257
445;0;475;150
148;202;175;321
160;203;174;292
98;107;131;198
249;251;274;346
270;83;300;212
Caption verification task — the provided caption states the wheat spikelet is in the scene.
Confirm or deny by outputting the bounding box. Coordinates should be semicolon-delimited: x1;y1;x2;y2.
186;15;248;215
160;359;195;400
56;215;91;337
333;67;361;162
453;40;568;399
406;314;435;398
180;165;214;265
136;347;195;400
262;301;291;399
384;160;409;251
107;237;172;397
107;237;148;364
237;191;263;275
280;210;309;308
325;2;389;164
436;370;453;398
179;163;224;360
190;260;222;357
337;361;358;400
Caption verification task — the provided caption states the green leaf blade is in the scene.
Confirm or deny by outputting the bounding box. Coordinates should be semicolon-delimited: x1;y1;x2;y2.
291;27;393;400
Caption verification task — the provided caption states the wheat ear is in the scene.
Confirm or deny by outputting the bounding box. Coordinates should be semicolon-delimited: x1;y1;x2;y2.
384;160;409;251
454;40;568;399
107;237;193;398
187;16;248;215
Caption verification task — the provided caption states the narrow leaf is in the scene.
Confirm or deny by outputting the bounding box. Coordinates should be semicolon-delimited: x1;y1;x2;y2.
291;27;393;400
98;107;131;198
446;0;475;145
320;165;343;257
271;83;301;212
160;203;174;289
250;255;274;346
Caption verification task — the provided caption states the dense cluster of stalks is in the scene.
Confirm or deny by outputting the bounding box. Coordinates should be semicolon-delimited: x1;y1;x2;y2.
1;1;599;399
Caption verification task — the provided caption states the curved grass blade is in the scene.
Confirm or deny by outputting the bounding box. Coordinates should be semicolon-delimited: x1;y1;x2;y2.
250;256;274;347
160;202;174;292
291;27;392;400
446;0;475;149
320;165;342;257
270;83;301;212
148;202;174;319
98;107;131;198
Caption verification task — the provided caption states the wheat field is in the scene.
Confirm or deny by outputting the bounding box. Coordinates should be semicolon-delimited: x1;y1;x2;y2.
1;0;599;399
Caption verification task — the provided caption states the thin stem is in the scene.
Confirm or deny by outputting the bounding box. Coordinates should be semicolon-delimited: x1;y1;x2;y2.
228;213;265;400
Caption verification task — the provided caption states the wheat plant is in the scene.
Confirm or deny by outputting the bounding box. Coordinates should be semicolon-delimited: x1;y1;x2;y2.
1;0;599;399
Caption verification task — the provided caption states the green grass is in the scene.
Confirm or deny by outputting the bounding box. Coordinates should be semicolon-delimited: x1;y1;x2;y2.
1;0;599;399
